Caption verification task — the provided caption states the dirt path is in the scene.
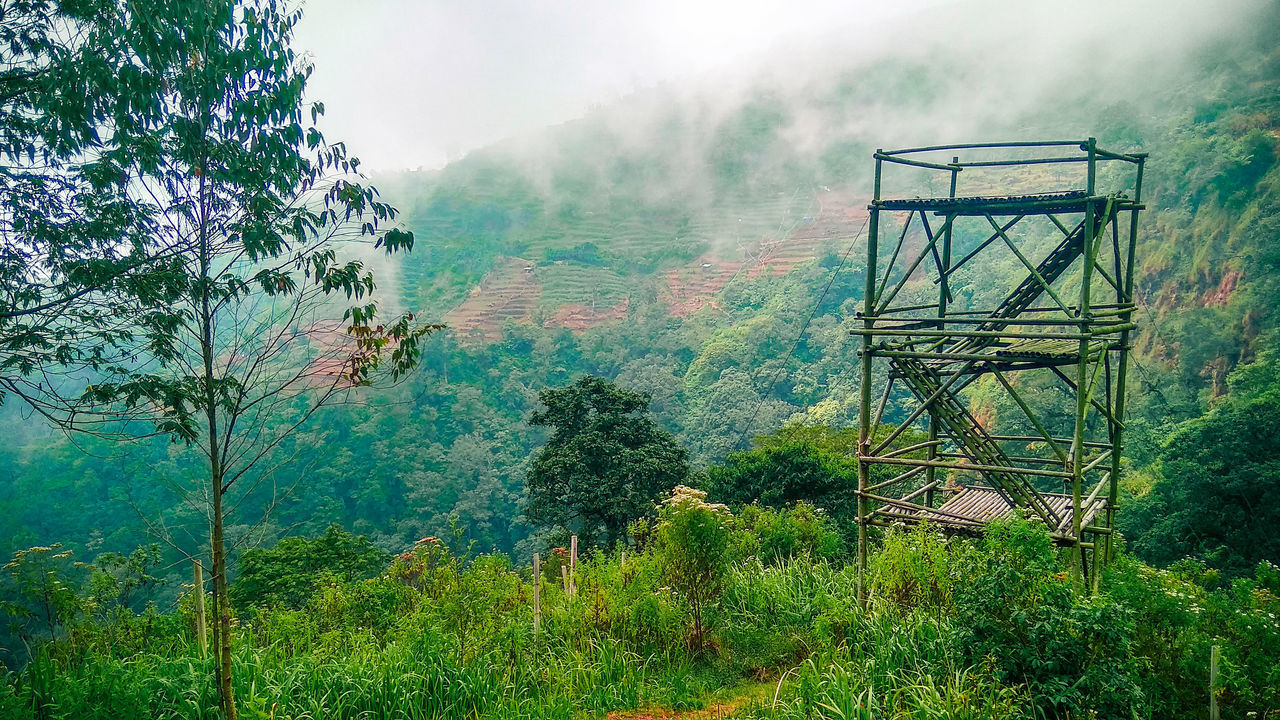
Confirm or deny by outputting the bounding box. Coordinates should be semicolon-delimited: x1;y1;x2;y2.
604;683;771;720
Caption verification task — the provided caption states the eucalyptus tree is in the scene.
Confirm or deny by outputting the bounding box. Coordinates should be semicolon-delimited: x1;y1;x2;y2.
70;2;433;717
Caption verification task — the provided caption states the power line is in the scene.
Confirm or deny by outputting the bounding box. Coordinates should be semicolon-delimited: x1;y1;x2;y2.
732;214;871;452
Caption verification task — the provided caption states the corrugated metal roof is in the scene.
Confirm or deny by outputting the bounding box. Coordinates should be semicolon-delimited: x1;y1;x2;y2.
875;484;1106;539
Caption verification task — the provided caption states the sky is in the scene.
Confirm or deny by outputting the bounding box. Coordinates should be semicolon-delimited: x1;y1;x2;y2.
293;0;942;172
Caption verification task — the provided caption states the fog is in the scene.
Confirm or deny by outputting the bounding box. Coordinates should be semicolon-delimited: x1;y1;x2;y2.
295;0;1268;173
293;0;944;171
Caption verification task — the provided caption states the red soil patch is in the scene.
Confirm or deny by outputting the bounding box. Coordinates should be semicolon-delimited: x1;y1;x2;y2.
447;258;634;341
1203;267;1241;307
545;296;631;330
663;260;743;318
661;192;870;316
444;258;540;341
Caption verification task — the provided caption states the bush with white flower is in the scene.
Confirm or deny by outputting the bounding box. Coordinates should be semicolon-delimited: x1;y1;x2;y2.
654;485;733;653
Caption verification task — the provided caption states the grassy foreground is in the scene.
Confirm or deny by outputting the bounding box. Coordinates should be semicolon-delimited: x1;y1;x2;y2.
1;507;1278;720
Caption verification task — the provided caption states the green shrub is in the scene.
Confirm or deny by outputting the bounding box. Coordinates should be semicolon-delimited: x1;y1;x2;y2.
231;526;389;610
951;518;1145;718
654;485;734;653
734;501;844;565
868;524;954;610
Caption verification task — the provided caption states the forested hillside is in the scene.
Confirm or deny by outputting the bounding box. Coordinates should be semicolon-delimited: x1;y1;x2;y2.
4;0;1276;573
3;0;1280;717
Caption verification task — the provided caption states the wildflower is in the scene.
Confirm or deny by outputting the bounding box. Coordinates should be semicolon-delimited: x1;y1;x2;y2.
663;485;733;517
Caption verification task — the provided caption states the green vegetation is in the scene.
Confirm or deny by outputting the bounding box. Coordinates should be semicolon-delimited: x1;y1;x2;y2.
1122;351;1280;577
525;376;689;548
2;1;430;715
2;0;1280;717
703;425;924;540
230;527;389;611
2;516;1277;718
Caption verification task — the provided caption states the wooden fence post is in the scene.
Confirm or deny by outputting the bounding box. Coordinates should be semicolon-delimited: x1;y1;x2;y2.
569;535;578;597
194;560;207;658
561;564;570;594
1210;643;1220;720
532;553;541;637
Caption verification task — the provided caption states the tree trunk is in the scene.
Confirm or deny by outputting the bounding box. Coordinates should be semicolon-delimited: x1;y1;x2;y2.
210;481;235;720
198;169;236;720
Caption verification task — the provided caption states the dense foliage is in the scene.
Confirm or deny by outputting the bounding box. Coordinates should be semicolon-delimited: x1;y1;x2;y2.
1123;351;1280;577
0;0;174;416
525;376;689;548
1;517;1276;719
2;0;1279;717
230;526;389;610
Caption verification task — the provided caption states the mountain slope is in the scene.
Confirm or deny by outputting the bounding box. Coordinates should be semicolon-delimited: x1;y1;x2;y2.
3;0;1278;577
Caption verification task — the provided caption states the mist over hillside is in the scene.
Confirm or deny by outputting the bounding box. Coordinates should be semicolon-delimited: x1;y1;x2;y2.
4;0;1278;591
375;0;1275;343
4;1;1280;715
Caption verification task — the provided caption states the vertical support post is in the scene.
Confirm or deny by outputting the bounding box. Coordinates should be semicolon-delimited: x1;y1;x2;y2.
1070;138;1098;593
857;152;883;608
194;560;207;658
569;535;578;597
924;160;959;509
532;553;541;637
1106;156;1144;568
1090;530;1102;594
924;426;939;508
1209;643;1220;720
561;565;570;594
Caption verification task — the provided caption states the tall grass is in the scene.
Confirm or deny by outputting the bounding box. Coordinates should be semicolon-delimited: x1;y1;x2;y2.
2;518;1277;719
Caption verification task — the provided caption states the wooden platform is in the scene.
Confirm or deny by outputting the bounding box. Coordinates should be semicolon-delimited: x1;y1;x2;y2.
873;485;1107;542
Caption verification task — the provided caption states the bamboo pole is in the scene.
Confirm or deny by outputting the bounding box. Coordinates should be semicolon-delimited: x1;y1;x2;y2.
194;560;207;658
866;465;928;492
850;327;1100;341
926;171;957;510
1069;138;1098;594
1210;644;1220;720
1106;157;1144;568
569;535;578;597
857;152;883;609
864;454;1074;479
532;553;541;637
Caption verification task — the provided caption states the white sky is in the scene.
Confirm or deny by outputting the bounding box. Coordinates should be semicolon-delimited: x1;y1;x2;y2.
293;0;941;171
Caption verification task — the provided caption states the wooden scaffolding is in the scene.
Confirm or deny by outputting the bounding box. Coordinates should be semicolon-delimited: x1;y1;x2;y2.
853;140;1147;601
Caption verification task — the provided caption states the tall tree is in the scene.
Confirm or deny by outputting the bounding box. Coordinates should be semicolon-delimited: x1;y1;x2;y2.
72;2;433;717
704;427;858;521
525;375;688;548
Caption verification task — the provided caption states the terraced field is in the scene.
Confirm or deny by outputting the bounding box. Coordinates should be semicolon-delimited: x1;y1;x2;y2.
662;259;745;317
536;263;631;311
518;212;688;266
426;186;874;339
544;297;631;330
443;258;540;340
661;190;867;315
